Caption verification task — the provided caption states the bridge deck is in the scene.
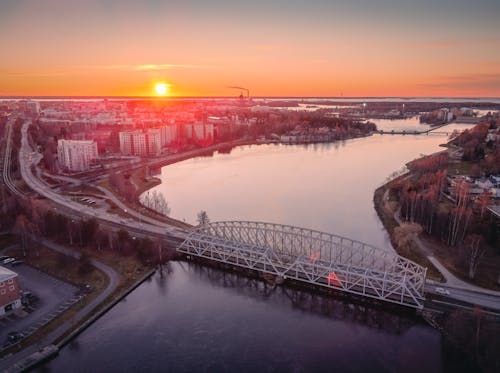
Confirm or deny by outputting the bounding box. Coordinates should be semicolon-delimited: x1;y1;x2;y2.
178;221;427;309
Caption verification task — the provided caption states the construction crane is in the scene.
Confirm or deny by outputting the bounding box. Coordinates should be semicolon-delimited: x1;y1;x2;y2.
227;86;250;100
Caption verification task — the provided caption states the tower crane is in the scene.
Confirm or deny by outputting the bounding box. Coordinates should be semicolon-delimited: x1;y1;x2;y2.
227;86;250;100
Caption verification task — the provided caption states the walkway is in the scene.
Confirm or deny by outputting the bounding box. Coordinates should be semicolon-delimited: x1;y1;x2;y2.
0;239;121;372
389;198;500;310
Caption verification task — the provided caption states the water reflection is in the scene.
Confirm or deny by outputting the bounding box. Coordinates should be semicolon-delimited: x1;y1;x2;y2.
183;261;415;336
42;261;482;373
147;136;449;250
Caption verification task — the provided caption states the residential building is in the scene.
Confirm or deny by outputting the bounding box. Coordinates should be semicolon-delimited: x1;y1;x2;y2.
0;266;21;317
119;129;161;157
193;122;214;146
160;124;180;146
57;139;98;172
26;100;40;114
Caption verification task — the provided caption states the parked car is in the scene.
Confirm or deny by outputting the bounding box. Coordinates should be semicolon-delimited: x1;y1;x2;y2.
7;332;23;343
0;255;10;261
435;287;450;296
2;258;15;265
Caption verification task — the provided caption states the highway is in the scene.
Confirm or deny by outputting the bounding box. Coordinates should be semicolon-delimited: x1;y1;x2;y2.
18;119;188;244
13;118;500;313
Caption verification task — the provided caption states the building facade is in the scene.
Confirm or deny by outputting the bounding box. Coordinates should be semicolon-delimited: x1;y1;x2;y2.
0;266;22;317
119;129;161;157
57;139;98;172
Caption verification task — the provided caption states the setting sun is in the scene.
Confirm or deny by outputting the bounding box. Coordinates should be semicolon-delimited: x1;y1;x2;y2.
155;83;168;96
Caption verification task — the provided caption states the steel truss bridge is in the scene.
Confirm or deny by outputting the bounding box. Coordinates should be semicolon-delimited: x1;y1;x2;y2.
178;221;427;309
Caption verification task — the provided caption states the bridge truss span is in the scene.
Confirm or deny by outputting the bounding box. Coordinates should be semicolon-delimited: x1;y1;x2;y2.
177;221;427;308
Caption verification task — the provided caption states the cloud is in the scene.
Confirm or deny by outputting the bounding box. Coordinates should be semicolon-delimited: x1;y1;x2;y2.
417;73;500;90
81;63;204;71
416;37;500;50
0;63;210;77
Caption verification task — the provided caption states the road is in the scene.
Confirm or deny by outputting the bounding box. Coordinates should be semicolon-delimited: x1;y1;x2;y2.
389;201;500;311
18;120;188;242
0;239;121;372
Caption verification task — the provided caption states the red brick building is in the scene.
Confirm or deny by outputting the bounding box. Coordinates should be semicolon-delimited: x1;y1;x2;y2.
0;266;21;317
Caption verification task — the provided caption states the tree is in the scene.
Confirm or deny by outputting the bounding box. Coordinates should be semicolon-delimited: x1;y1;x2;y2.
197;210;210;226
393;223;423;255
14;214;31;253
95;228;108;251
81;218;98;246
462;234;485;280
475;190;491;218
141;190;171;216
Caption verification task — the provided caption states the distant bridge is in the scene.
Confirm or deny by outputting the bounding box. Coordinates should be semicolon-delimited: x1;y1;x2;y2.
377;123;463;136
178;221;427;309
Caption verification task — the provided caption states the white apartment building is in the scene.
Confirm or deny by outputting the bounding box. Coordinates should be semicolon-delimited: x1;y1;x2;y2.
119;129;161;157
193;122;214;143
160;124;179;146
57;139;98;172
26;100;40;114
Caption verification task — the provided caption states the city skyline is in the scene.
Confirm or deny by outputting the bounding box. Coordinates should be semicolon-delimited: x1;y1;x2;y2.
1;0;500;97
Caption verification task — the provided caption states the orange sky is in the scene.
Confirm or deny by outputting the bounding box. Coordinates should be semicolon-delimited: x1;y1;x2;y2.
1;1;499;97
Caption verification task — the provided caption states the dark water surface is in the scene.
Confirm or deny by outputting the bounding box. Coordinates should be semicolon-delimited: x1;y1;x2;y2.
43;131;477;372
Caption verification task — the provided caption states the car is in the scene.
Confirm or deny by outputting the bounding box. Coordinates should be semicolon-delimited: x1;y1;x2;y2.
435;287;450;296
2;258;15;265
0;255;10;261
11;260;24;266
7;332;23;343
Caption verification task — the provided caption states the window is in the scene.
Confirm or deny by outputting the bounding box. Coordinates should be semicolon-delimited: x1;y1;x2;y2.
9;286;15;291
0;281;4;287
7;279;13;284
0;289;5;295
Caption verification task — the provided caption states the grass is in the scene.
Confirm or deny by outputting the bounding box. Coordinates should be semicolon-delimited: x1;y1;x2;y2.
375;180;500;290
422;235;500;290
373;185;445;282
0;233;17;250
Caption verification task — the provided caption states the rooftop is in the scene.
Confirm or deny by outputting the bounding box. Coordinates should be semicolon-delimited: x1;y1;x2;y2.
0;266;17;282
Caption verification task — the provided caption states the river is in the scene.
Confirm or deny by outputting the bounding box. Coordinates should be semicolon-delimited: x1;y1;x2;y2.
42;122;478;372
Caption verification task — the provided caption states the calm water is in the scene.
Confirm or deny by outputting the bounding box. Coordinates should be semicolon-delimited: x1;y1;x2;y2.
43;128;477;372
42;262;476;373
146;128;470;250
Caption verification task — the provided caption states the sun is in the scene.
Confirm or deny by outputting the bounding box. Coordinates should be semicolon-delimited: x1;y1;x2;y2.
155;82;168;96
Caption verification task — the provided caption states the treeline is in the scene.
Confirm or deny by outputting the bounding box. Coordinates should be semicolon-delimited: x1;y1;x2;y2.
451;121;500;174
7;197;173;266
391;152;498;279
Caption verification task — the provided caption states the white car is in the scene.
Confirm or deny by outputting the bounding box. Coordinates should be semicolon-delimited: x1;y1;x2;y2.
2;258;15;265
435;287;450;296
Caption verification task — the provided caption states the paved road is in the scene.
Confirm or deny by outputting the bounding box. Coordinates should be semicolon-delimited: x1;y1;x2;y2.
0;239;121;372
0;264;78;346
389;201;500;311
18;120;188;241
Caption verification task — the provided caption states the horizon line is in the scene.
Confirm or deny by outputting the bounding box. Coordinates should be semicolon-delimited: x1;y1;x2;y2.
2;95;500;100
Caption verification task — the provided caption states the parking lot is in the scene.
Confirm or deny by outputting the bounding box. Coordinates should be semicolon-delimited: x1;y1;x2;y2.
0;263;80;347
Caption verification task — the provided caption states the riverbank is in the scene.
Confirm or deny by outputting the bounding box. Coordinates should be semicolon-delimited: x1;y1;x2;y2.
374;173;500;291
0;240;158;372
373;183;444;281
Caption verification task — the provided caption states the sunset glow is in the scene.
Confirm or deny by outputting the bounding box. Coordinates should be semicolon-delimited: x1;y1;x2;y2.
0;1;499;97
155;83;168;96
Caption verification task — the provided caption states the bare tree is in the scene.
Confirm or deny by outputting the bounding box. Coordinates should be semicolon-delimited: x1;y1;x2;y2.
197;210;210;226
141;190;171;216
393;223;423;255
463;234;485;280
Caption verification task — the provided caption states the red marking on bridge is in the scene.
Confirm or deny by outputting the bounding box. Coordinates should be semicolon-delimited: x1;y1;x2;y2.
328;272;342;287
